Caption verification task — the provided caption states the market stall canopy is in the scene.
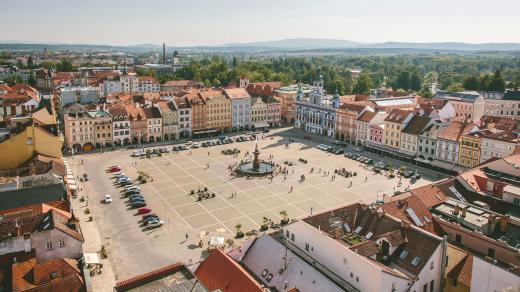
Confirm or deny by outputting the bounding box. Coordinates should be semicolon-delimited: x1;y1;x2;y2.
210;236;225;247
84;253;100;265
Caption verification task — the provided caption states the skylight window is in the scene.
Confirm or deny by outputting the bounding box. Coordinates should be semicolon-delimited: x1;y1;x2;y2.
399;250;409;260
354;226;362;234
411;256;421;266
365;232;373;240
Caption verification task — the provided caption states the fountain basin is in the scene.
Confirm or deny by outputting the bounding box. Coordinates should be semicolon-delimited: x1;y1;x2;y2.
235;161;274;176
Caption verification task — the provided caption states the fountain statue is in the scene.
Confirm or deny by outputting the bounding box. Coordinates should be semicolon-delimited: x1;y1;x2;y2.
235;137;274;176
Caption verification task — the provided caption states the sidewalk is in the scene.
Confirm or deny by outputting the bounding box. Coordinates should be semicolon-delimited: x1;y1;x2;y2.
69;158;116;292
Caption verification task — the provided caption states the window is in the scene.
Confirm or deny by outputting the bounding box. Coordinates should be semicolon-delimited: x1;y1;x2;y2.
59;240;65;247
430;280;434;292
430;261;434;270
488;248;495;258
423;283;427;292
291;233;295;241
285;230;289;238
399;250;409;260
411;256;421;266
305;243;309;251
46;242;53;250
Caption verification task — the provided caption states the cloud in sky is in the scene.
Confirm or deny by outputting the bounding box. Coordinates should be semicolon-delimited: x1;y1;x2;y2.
1;0;519;45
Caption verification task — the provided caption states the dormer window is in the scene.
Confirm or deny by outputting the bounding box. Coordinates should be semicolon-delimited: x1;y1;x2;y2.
411;256;421;266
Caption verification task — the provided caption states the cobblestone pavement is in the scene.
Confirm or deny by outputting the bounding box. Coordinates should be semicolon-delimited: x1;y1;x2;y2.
68;127;436;286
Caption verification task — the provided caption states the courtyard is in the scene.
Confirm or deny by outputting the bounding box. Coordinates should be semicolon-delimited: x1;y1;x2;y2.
71;128;435;281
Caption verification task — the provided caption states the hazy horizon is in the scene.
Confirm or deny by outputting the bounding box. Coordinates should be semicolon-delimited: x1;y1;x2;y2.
2;0;520;46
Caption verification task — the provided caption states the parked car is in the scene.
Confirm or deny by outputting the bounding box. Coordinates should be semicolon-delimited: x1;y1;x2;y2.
113;172;125;178
130;198;146;205
146;219;164;229
120;180;133;186
138;207;152;214
132;202;147;208
353;146;363;152
124;184;140;191
403;170;415;178
192;142;200;148
216;140;222;145
411;173;422;180
105;194;112;203
117;177;130;183
108;166;121;172
364;158;373;165
142;213;158;220
143;216;160;224
333;149;344;155
202;142;208;147
129;194;144;201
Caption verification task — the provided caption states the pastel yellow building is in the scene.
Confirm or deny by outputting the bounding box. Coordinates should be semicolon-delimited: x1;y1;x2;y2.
383;109;413;150
458;132;481;168
0;107;62;169
200;89;231;132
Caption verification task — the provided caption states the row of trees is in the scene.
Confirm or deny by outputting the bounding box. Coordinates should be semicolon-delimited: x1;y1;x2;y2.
135;54;519;96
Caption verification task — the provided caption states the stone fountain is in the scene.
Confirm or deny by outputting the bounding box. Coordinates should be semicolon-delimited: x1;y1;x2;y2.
235;138;274;176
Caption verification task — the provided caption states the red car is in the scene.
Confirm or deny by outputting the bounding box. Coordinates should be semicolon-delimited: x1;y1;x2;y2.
108;166;121;173
137;207;151;215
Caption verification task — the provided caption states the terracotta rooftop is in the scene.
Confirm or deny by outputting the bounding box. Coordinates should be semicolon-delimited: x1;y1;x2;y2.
339;102;372;115
223;88;251;99
380;194;434;231
195;249;264;292
436;121;477;141
12;257;84;292
302;203;443;278
163;80;203;87
357;110;377;123
446;245;472;288
384;109;412;123
114;262;206;292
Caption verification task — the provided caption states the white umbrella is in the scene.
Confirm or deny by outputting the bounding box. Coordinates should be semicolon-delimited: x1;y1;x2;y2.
216;228;226;233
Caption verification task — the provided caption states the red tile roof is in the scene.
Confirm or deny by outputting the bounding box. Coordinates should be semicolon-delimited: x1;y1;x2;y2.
446;245;473;288
114;262;196;291
357;110;377;123
195;249;264;292
12;257;84;292
409;183;448;208
223;88;251;99
437;122;477;141
384;109;413;123
381;195;434;231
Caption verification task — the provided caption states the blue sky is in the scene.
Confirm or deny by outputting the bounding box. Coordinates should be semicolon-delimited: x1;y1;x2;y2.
1;0;519;45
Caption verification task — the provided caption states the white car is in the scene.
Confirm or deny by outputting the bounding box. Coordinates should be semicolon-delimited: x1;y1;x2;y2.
147;219;164;229
191;142;200;148
105;194;113;203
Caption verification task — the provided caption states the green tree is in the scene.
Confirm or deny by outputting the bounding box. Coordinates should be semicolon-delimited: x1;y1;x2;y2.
488;69;506;92
353;73;373;95
3;75;23;85
410;72;422;91
447;83;464;92
27;56;34;69
395;71;411;90
56;59;73;72
463;76;480;91
27;74;37;87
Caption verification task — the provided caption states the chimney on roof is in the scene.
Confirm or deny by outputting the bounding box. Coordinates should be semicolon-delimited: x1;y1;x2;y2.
461;207;467;218
454;205;460;216
401;220;411;229
377;208;385;218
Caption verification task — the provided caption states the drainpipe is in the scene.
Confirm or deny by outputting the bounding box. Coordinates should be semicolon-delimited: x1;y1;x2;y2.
439;235;448;291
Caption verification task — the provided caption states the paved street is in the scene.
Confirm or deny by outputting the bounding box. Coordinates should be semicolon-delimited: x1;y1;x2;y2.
69;127;438;285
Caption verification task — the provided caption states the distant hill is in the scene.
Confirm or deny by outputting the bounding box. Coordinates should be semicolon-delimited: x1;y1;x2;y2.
1;38;520;52
222;38;363;49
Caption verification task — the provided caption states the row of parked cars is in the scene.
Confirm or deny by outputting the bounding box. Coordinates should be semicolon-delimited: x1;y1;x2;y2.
130;135;256;158
344;152;374;165
107;166;164;230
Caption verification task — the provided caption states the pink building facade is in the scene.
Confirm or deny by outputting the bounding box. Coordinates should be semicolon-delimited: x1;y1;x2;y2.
369;123;384;145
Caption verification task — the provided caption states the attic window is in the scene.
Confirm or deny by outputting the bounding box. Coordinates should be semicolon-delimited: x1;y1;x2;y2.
43;222;50;230
411;256;421;266
261;269;268;277
365;232;373;240
266;273;273;282
354;226;362;234
399;250;409;260
50;272;58;278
